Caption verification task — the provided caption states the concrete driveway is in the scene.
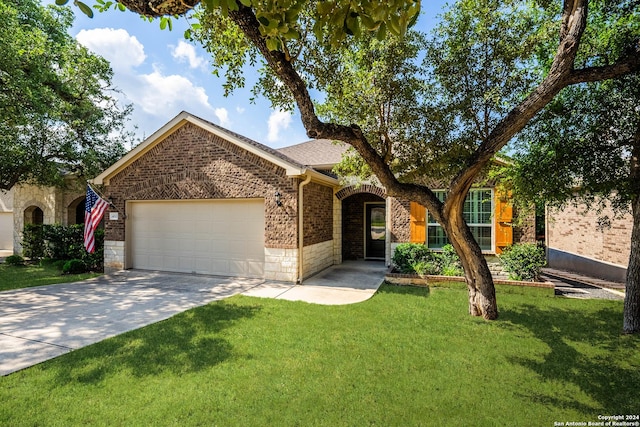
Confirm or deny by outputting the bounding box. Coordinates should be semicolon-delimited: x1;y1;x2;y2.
0;261;386;376
0;270;266;376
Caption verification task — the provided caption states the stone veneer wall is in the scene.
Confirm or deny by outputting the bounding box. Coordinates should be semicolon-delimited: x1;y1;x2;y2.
303;240;334;279
103;123;301;271
547;202;632;267
12;181;84;254
264;247;298;282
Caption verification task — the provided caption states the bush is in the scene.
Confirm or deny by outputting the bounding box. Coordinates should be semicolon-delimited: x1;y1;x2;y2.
62;259;87;274
392;243;463;276
4;255;25;266
499;243;547;281
21;224;103;272
22;224;46;260
392;243;435;274
438;244;464;276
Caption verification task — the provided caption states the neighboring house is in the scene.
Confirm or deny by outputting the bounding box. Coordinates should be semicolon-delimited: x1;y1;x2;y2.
5;179;85;255
0;188;13;250
546;202;632;283
93;111;532;282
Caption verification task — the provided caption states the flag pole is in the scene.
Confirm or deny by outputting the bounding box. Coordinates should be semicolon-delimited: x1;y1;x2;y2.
87;181;127;219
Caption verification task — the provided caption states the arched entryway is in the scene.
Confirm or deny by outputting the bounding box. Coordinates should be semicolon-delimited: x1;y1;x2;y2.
23;206;44;225
337;185;386;260
67;196;86;225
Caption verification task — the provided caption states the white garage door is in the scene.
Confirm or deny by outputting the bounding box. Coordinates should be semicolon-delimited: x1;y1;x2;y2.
129;200;265;277
0;212;12;250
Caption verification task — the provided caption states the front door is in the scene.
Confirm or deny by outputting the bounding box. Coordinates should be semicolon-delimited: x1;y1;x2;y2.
365;203;386;259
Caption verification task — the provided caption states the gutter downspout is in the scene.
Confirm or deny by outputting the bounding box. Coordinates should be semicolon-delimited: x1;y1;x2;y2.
298;174;312;284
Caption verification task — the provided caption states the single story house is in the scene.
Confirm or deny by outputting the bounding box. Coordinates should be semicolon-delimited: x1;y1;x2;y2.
3;179;86;254
93;111;533;282
0;189;13;250
546;202;632;283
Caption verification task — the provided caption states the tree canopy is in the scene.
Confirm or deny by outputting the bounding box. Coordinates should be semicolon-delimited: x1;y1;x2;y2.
87;0;640;322
0;0;133;191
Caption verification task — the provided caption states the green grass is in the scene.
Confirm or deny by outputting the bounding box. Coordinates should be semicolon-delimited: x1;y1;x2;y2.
1;284;638;426
0;263;100;291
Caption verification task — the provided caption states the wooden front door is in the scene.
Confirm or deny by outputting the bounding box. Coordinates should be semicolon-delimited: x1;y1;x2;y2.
365;203;386;259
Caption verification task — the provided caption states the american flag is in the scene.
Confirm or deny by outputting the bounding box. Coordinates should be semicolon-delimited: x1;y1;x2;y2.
84;185;109;253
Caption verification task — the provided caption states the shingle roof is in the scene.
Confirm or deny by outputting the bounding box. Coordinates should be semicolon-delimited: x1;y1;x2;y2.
277;139;349;167
191;112;306;169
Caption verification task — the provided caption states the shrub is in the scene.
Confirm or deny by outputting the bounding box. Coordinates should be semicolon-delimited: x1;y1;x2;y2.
499;243;547;281
4;255;25;266
21;224;103;272
22;224;46;260
392;243;464;276
62;259;87;275
438;244;464;276
392;243;434;274
413;260;440;276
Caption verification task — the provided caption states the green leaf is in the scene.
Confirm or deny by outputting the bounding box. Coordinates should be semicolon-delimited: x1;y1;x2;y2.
75;1;94;18
265;37;280;51
117;3;126;11
238;0;251;6
160;17;167;30
55;0;69;5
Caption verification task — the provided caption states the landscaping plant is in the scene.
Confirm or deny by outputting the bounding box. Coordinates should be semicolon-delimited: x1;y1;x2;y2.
499;242;547;281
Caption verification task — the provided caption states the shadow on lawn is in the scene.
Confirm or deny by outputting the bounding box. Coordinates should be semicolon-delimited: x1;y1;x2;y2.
51;301;261;384
500;304;640;414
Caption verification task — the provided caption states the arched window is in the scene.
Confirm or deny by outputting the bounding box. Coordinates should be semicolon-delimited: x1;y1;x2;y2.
24;206;44;225
67;196;86;225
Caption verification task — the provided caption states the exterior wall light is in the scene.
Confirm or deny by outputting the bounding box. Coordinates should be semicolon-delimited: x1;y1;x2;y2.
275;191;282;207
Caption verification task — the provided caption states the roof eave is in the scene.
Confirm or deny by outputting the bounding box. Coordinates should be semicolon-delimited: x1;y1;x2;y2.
92;112;308;185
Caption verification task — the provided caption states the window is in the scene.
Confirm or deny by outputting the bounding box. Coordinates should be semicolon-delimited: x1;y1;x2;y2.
427;189;493;251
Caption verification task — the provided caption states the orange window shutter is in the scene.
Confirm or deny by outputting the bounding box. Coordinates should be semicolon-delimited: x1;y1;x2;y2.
410;202;426;243
494;191;513;252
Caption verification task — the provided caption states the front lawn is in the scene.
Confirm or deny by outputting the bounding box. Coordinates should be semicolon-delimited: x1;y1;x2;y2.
0;263;100;292
1;283;637;426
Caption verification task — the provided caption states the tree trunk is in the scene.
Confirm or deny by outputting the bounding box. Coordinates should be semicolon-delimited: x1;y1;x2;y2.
442;193;498;320
623;132;640;334
624;196;640;334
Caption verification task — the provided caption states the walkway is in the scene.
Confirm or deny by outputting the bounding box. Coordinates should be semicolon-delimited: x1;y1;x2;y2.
541;267;625;300
0;261;385;376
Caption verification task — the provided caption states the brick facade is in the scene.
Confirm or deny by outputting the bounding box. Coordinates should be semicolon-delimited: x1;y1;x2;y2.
548;202;632;267
103;122;299;249
390;197;411;243
303;182;334;246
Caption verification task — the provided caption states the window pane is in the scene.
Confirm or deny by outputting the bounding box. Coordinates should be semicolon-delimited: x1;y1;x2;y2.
427;226;449;249
370;207;385;241
427;227;492;251
470;226;492;250
464;190;492;224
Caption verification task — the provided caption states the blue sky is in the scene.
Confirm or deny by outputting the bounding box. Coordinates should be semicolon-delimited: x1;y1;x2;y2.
61;2;449;149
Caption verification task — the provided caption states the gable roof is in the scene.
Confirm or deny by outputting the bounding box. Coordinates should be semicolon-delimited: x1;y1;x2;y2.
93;111;338;186
277;139;349;168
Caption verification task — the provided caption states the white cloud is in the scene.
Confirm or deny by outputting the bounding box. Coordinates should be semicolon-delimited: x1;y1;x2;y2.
214;108;230;127
122;69;214;117
236;106;246;114
267;110;292;143
76;28;145;72
171;40;206;70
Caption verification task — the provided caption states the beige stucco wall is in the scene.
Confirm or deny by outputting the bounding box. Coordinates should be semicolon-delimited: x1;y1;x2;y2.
547;202;632;268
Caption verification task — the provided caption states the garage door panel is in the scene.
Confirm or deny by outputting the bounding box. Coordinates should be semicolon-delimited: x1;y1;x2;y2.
130;200;265;277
